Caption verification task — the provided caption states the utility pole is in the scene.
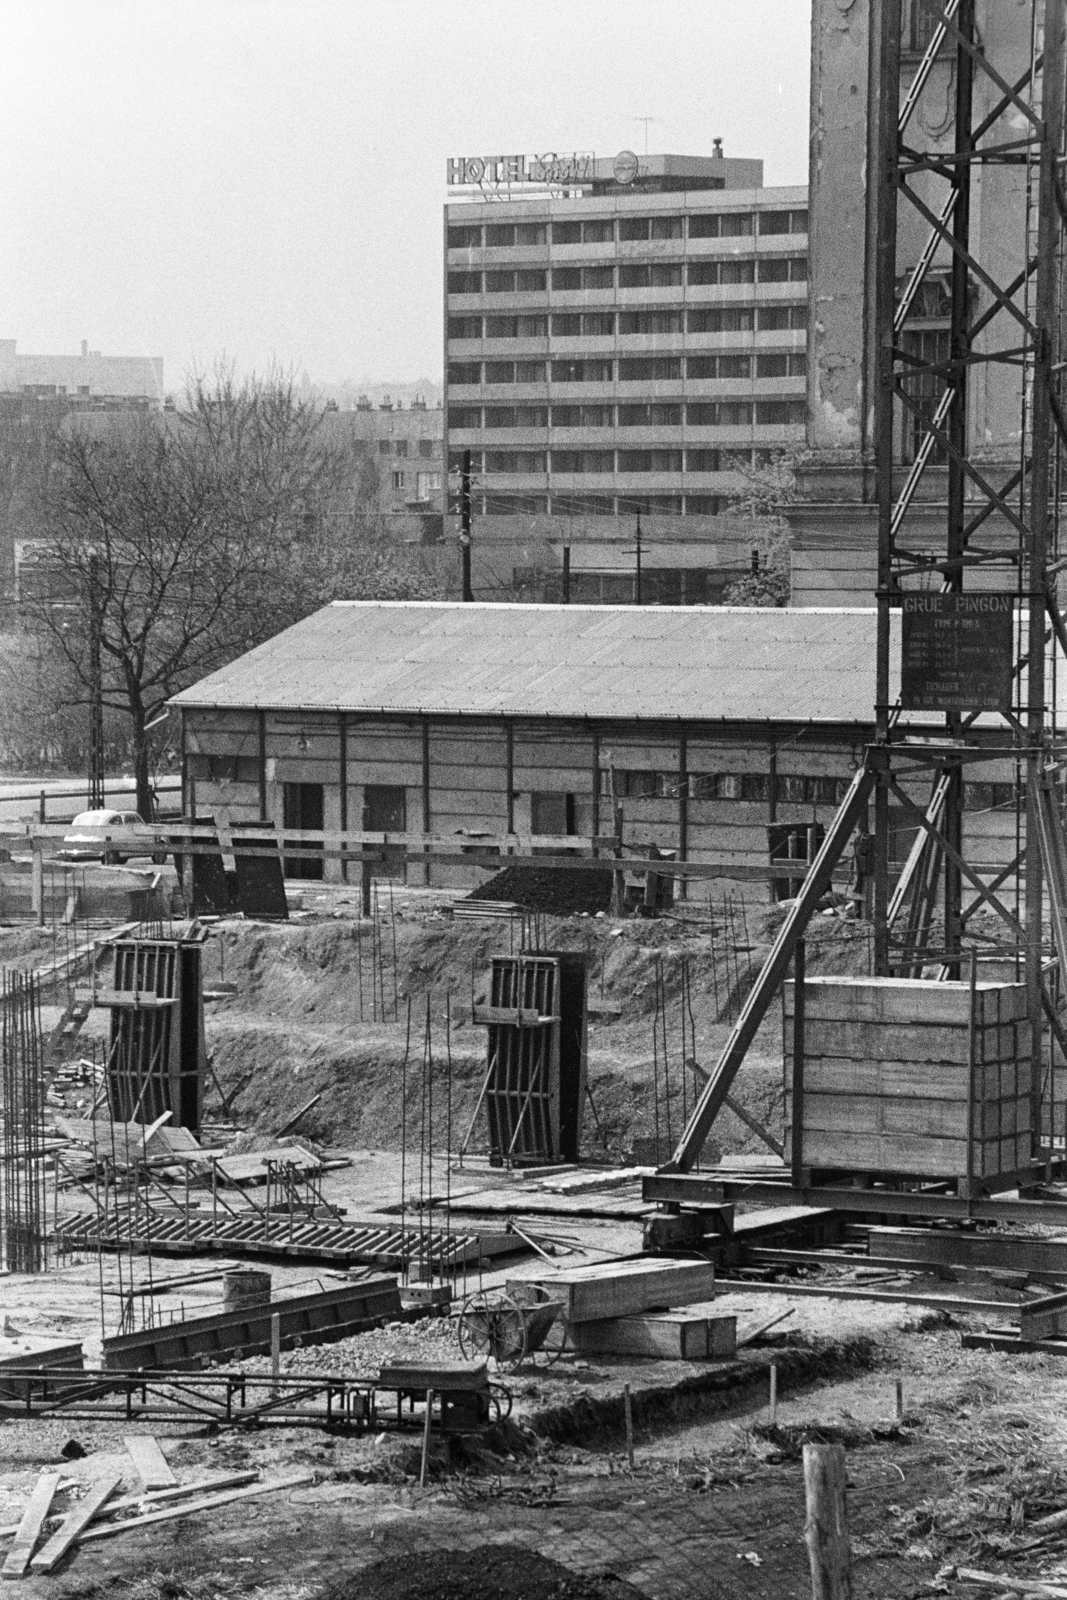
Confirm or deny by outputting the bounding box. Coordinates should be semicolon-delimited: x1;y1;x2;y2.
562;545;571;604
634;511;643;605
87;551;105;809
460;448;473;602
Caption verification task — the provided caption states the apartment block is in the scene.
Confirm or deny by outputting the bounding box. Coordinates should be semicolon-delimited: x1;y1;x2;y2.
443;150;807;602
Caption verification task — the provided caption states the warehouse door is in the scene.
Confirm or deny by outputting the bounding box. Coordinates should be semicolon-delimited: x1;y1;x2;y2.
283;782;324;879
364;784;407;879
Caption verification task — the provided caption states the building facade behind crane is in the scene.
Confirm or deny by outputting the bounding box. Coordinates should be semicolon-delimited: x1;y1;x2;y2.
443;147;808;604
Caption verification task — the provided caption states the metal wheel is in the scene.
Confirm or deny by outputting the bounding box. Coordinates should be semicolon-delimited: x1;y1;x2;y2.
536;1311;571;1366
457;1291;528;1371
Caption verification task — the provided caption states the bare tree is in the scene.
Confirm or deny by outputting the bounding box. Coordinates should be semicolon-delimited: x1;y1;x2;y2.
19;369;434;817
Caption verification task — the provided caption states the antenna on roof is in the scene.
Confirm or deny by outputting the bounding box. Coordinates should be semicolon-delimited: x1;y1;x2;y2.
631;115;662;158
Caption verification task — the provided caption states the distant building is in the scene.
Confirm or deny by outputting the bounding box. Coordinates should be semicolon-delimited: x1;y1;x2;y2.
443;148;808;602
325;395;444;541
0;339;164;409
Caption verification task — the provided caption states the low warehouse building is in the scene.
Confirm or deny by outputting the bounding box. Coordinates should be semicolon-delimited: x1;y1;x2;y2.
170;601;1014;894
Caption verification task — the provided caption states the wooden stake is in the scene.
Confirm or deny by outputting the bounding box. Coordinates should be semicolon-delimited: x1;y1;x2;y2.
271;1312;281;1396
1;1473;60;1579
769;1362;778;1424
803;1443;852;1600
895;1379;904;1423
624;1383;634;1468
419;1389;434;1488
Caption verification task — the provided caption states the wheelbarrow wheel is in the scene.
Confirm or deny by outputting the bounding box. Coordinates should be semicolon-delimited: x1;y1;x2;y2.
537;1310;571;1366
457;1291;528;1371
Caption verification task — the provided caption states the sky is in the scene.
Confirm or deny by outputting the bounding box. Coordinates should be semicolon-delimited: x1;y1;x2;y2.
0;1;811;394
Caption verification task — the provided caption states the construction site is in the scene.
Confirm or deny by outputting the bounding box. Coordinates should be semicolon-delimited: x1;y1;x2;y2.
8;2;1067;1598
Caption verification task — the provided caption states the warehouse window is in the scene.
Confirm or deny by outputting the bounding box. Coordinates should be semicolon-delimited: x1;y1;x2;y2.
392;471;405;489
188;754;260;784
686;449;721;472
617;493;683;515
552;220;582;244
685;494;723;513
378;440;391;455
418;439;434;459
448;361;481;385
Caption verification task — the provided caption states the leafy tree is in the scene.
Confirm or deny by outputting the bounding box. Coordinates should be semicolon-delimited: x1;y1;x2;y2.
722;450;794;608
18;369;439;816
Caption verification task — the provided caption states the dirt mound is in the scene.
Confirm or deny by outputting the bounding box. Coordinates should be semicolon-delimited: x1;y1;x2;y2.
195;894;875;1159
470;863;613;916
321;1545;642;1600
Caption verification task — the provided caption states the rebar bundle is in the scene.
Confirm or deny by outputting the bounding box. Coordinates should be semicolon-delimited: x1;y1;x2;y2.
0;968;47;1272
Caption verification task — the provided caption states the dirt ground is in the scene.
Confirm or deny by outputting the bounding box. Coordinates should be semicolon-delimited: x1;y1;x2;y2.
4;887;1066;1598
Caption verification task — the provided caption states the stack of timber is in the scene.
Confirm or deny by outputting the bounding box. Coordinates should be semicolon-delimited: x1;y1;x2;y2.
507;1256;734;1361
785;976;1032;1193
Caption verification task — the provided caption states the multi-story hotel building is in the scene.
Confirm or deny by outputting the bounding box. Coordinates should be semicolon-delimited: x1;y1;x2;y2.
443;149;808;603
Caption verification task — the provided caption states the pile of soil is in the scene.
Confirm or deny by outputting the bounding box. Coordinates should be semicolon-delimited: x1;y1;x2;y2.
470;863;613;916
322;1545;642;1600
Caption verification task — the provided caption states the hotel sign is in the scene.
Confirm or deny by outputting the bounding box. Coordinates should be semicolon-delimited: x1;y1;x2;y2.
900;592;1014;712
447;152;594;186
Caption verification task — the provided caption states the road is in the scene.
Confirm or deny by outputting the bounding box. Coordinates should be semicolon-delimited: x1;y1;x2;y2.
0;774;181;827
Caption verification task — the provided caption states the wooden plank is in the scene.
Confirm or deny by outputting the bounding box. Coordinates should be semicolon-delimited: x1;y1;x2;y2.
1;1473;61;1578
1019;1291;1067;1342
30;1475;122;1573
780;1056;1029;1102
124;1436;176;1490
508;1258;715;1323
77;1471;316;1544
571;1310;736;1361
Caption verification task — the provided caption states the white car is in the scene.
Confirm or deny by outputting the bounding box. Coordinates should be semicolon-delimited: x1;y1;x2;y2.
60;808;165;865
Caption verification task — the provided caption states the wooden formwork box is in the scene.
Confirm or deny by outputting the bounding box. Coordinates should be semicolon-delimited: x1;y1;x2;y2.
106;939;207;1133
783;976;1032;1194
477;952;587;1165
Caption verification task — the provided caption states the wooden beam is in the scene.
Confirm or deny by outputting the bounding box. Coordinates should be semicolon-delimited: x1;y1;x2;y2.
30;1474;122;1573
76;1471;315;1545
124;1435;176;1491
1;1473;61;1578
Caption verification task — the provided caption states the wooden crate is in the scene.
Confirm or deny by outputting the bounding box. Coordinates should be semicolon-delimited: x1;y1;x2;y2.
784;976;1032;1189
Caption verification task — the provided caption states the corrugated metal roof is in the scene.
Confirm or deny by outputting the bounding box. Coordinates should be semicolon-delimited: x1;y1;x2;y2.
170;601;897;725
